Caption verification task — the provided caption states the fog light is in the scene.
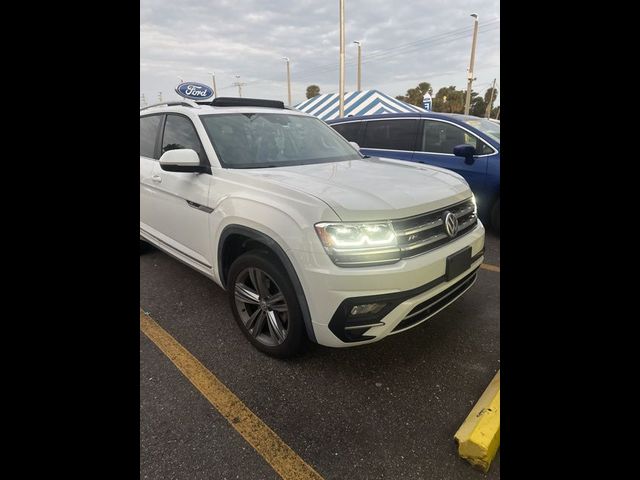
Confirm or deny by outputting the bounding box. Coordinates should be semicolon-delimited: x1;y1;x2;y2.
350;303;386;316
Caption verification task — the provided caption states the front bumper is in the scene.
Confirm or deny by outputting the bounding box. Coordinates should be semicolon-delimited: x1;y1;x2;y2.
289;221;485;347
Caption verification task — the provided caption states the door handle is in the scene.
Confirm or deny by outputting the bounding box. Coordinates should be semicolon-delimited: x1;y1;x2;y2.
151;175;162;183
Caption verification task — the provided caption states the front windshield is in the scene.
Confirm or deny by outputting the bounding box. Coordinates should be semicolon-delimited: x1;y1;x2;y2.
463;118;500;143
201;113;362;168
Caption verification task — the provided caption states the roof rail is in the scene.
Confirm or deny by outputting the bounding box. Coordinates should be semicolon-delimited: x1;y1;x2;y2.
140;99;200;111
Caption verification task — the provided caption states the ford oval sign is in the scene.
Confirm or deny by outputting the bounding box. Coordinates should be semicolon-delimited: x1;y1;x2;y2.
175;82;214;100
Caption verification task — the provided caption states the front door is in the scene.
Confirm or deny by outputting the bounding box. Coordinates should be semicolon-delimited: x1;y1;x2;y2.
412;119;490;196
150;113;213;269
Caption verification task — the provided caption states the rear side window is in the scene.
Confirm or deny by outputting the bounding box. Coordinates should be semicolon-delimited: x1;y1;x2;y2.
361;119;418;151
332;122;363;143
162;115;205;163
140;115;162;158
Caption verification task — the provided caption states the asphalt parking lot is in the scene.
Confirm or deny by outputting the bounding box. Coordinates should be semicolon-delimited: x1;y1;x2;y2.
140;231;500;479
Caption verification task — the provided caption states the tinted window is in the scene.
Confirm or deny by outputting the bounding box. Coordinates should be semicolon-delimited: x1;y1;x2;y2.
140;115;162;158
420;120;492;155
463;118;500;143
361;120;418;151
332;122;362;143
162;115;204;162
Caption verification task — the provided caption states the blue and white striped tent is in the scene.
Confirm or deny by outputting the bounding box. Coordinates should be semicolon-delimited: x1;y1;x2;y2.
294;89;426;121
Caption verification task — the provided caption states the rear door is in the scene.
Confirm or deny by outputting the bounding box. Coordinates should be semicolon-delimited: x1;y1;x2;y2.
412;119;491;195
140;114;163;234
358;118;419;162
150;113;213;268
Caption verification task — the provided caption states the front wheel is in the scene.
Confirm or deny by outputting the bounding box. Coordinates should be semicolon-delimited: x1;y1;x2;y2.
227;251;306;358
491;198;500;233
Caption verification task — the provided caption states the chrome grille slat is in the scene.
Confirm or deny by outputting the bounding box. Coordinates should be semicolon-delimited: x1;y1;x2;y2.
453;204;475;218
395;218;443;236
391;198;477;259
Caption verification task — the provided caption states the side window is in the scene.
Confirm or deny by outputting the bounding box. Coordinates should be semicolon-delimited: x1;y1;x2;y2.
361;120;418;151
162;115;205;163
140;115;162;159
420;121;493;155
332;122;362;143
476;140;495;155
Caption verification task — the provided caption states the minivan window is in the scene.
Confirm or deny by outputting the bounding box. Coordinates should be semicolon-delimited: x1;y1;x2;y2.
162;115;205;162
361;119;418;151
332;122;363;143
201;113;361;168
140;115;162;159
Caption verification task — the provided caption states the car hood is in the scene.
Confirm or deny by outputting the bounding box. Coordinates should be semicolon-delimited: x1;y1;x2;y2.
247;157;472;221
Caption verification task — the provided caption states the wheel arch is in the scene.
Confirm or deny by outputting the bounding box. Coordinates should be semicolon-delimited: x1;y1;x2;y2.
218;225;317;343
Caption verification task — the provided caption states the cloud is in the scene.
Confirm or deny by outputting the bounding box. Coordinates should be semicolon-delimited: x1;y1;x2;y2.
140;0;500;106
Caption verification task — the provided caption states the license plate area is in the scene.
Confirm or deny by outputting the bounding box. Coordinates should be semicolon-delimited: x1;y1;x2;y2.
446;246;472;281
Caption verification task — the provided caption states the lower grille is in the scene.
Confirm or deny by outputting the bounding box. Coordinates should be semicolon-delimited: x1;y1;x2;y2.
392;268;478;333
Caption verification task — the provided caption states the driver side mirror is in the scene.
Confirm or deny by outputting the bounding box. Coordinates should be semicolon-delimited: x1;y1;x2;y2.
453;144;476;165
349;141;361;151
159;149;207;173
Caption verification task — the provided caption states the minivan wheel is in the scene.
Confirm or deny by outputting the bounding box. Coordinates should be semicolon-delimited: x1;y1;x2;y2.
491;198;500;233
227;251;305;358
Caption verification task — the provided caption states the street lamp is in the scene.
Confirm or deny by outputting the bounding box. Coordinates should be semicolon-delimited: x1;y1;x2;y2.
282;57;292;106
353;41;362;91
338;0;345;117
208;72;217;98
464;13;479;115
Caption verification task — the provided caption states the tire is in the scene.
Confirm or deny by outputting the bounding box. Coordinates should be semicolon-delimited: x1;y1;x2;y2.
227;251;306;358
491;198;500;233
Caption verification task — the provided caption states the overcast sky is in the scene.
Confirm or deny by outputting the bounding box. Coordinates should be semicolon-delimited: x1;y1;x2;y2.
140;0;500;107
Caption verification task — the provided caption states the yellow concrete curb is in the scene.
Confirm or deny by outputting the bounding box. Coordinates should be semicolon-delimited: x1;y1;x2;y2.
454;370;500;473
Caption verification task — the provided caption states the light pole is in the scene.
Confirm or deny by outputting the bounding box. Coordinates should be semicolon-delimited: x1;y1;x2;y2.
353;41;362;91
283;57;292;106
338;0;346;117
233;75;245;97
209;72;218;98
464;13;479;115
485;78;496;118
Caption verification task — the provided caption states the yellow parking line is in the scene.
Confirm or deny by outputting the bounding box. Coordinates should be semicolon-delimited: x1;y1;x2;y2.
454;370;500;472
140;310;324;480
481;263;500;272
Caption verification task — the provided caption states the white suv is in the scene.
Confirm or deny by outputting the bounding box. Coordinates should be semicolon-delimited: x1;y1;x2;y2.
140;97;485;357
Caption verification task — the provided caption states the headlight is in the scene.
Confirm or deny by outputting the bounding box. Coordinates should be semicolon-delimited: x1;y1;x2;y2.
471;194;478;214
314;222;401;267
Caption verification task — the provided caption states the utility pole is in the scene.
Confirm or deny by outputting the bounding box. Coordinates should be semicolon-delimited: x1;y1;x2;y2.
464;13;479;115
495;106;500;120
353;41;362;91
485;78;496;118
233;75;246;97
338;0;345;117
283;57;292;106
209;72;218;98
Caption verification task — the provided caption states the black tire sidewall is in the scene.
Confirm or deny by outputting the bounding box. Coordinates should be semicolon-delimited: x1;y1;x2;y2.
227;251;305;358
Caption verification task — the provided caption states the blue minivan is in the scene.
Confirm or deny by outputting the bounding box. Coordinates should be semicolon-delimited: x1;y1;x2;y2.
327;112;500;231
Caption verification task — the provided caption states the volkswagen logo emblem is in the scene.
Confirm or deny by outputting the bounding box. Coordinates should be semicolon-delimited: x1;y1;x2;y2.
443;211;459;238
